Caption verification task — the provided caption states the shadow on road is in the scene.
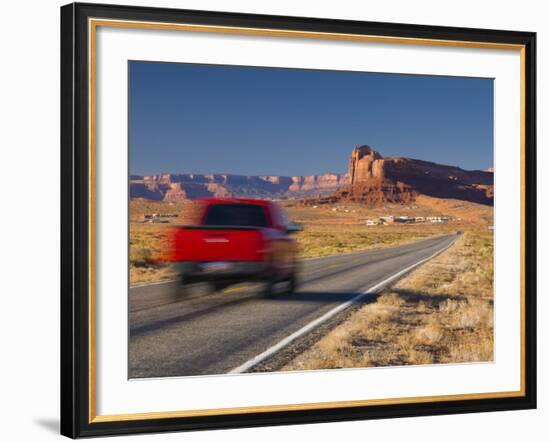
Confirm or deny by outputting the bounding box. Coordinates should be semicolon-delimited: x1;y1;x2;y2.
129;290;378;338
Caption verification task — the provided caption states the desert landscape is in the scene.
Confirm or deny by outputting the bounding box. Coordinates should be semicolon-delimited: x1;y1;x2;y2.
130;145;493;284
129;145;493;370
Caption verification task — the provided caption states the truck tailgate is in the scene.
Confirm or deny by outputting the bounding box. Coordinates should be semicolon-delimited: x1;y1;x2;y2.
170;226;266;262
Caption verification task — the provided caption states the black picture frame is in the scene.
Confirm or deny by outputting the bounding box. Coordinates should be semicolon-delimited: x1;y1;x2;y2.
61;2;537;438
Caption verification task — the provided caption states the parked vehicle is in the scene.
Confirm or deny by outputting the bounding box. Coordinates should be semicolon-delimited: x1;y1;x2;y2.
168;198;301;294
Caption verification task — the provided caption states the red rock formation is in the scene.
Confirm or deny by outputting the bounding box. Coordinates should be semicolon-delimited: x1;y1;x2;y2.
163;183;187;202
289;173;350;192
129;172;348;200
207;183;232;198
336;180;417;205
348;145;384;184
130;145;493;206
341;145;493;205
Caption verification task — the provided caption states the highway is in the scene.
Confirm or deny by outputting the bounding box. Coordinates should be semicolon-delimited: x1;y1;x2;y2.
129;233;458;378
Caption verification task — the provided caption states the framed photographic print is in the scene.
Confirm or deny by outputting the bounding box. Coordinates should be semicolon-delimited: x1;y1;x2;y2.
60;2;537;438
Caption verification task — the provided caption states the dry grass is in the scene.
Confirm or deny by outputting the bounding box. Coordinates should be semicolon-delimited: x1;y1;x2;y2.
128;196;493;285
283;231;494;370
293;224;450;259
283;195;492;259
129;226;177;284
128;199;195;284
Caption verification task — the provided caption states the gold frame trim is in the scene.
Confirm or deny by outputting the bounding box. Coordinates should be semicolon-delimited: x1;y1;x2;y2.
88;18;527;424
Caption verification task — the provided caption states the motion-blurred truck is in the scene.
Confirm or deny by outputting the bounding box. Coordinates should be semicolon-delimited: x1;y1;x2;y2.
169;198;301;294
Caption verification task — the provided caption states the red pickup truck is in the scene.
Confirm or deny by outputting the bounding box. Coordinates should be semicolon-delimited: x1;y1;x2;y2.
169;198;301;295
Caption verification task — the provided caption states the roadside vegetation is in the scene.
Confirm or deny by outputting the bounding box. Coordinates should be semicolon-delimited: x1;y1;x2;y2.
295;224;452;259
129;200;193;284
283;231;494;370
128;196;492;285
129;226;177;284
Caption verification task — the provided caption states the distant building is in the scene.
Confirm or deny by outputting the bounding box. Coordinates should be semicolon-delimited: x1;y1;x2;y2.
394;216;415;224
379;215;394;224
143;213;178;223
427;216;451;223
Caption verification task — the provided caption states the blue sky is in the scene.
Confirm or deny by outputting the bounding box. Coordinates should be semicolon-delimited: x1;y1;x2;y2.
129;61;493;176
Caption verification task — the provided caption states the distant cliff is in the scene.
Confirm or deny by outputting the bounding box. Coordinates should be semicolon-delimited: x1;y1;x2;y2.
130;145;493;206
340;145;493;205
130;173;349;201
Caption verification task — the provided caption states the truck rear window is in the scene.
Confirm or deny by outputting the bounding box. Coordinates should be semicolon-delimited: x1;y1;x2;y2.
202;204;268;228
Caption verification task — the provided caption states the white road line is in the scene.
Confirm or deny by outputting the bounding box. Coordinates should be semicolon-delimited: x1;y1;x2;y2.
228;236;457;374
130;278;178;289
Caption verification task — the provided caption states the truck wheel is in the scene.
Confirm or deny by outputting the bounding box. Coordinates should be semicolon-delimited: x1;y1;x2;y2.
263;279;276;296
211;281;226;293
283;273;297;294
288;273;297;293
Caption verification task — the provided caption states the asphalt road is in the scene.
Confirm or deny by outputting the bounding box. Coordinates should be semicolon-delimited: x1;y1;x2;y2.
129;233;459;378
